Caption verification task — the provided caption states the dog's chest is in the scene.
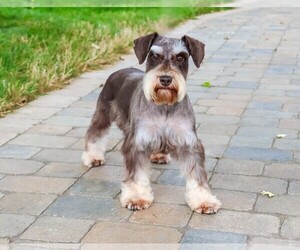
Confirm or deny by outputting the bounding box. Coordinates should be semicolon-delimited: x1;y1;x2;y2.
135;116;197;150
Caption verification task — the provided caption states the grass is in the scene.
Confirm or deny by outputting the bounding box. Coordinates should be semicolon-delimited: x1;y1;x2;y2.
0;6;230;116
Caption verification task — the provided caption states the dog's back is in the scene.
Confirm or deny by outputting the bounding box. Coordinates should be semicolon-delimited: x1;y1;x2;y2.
101;68;143;101
99;68;144;123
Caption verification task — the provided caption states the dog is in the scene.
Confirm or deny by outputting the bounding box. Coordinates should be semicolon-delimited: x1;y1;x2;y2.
82;32;221;214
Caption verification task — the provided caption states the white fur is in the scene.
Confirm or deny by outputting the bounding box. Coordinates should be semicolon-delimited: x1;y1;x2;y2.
173;72;186;102
150;45;163;54
143;67;186;103
165;119;197;147
166;154;172;163
135;117;196;151
172;40;188;54
120;168;154;208
135;117;164;151
143;68;157;102
82;134;108;167
179;155;197;178
185;177;221;213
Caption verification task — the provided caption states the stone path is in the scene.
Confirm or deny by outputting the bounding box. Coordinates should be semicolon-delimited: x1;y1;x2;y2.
0;6;300;249
218;0;300;8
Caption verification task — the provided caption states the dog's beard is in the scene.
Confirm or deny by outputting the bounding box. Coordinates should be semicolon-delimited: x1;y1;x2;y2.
143;68;186;105
153;87;178;105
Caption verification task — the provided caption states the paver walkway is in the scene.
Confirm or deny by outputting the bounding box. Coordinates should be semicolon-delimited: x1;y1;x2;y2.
0;6;300;249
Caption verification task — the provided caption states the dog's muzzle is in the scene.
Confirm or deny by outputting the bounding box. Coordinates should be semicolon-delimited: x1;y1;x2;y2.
143;68;186;105
154;76;178;105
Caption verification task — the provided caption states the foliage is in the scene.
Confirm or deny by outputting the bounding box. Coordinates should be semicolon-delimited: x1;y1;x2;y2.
0;7;228;116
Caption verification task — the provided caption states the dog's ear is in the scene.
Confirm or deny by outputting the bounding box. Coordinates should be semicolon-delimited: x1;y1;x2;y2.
133;32;158;64
181;35;205;68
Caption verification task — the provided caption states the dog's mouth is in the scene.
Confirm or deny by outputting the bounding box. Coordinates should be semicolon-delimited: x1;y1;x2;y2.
154;84;177;92
153;85;178;105
155;86;177;99
155;88;177;98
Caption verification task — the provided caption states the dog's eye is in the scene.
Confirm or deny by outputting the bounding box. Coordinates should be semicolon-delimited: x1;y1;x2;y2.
152;53;160;60
176;56;185;62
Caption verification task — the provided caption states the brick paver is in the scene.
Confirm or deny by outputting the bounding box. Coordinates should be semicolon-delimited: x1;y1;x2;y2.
289;180;300;195
129;203;192;227
281;217;300;240
45;195;132;221
0;193;57;216
180;229;247;244
212;189;256;211
82;222;182;243
0;5;300;248
20;216;94;243
0;175;75;194
189;210;280;237
255;195;300;216
0;214;35;238
35;162;86;178
0;159;44;175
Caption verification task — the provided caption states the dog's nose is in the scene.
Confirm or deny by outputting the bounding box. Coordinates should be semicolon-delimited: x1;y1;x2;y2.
159;75;172;86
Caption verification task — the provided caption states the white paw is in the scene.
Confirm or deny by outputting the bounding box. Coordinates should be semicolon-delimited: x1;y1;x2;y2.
189;193;221;214
81;151;105;168
120;181;154;211
123;199;152;211
185;179;221;214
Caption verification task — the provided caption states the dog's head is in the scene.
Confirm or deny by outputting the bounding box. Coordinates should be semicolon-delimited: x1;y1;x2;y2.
134;32;205;105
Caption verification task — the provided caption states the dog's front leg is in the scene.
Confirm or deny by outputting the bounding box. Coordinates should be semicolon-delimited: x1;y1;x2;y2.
120;139;153;211
182;140;221;214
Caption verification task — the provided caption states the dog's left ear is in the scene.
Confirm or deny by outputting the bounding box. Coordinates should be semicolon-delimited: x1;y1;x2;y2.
134;32;158;64
181;35;205;68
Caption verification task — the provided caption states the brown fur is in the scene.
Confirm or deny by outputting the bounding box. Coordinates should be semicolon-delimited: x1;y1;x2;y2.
150;153;169;164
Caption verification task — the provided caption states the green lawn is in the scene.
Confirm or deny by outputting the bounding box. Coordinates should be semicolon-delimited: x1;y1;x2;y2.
0;6;229;116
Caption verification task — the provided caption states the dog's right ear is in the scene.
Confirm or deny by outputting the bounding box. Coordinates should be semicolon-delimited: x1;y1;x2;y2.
134;32;158;64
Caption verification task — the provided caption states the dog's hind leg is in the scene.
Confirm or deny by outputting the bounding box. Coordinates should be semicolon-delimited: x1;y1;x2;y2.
82;98;111;168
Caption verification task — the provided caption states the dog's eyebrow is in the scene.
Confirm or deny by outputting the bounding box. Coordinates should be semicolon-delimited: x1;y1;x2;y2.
172;41;188;55
175;51;189;57
150;45;163;54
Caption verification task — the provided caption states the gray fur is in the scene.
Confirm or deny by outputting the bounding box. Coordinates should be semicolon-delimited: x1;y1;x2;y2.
84;33;208;199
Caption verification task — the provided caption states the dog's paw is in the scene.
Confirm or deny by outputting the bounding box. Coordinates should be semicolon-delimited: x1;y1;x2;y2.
121;181;154;211
185;184;221;214
194;199;221;214
82;151;105;168
123;199;152;211
150;153;170;164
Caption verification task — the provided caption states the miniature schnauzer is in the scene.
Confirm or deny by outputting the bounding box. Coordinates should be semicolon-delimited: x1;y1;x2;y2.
82;32;221;214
